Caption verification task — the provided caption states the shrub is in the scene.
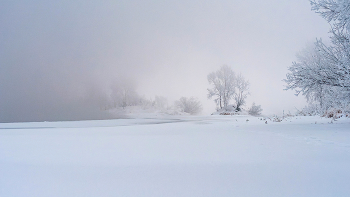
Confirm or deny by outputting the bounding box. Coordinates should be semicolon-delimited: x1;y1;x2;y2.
248;103;263;116
175;97;202;115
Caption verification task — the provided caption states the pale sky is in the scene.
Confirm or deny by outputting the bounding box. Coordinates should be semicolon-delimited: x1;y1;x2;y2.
0;0;331;122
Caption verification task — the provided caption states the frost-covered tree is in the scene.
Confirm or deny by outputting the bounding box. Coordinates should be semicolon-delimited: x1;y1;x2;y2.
285;44;328;106
285;0;350;113
207;66;250;111
207;65;236;109
308;0;350;90
310;0;350;31
285;38;350;96
110;83;139;109
233;74;250;111
175;97;202;115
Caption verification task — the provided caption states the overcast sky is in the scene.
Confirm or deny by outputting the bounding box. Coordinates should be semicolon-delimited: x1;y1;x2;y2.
0;0;330;122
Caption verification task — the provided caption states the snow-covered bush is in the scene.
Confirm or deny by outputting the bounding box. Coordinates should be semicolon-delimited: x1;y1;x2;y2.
272;116;283;122
296;103;320;116
322;105;350;119
212;105;249;115
223;105;236;112
296;102;350;119
175;97;202;115
138;97;153;110
323;108;343;119
152;96;168;110
248;103;263;116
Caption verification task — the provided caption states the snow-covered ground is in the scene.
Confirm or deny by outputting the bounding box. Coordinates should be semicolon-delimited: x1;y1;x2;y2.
1;115;350;197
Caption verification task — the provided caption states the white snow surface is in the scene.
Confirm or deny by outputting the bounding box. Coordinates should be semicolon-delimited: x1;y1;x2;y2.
1;115;350;197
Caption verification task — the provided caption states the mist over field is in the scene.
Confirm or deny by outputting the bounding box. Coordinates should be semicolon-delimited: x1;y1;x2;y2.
2;1;350;196
0;0;330;122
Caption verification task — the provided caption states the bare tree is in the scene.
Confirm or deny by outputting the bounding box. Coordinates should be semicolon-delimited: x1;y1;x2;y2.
207;66;250;111
233;74;250;111
110;82;139;109
207;65;236;109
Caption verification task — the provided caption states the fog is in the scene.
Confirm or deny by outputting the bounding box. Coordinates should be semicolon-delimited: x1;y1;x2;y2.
0;0;330;122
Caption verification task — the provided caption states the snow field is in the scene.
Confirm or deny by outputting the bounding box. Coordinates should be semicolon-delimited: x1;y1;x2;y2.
1;115;350;197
